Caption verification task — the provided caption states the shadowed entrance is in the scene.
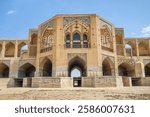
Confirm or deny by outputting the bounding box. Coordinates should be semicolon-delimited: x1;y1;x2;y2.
0;63;9;78
18;63;35;78
145;63;150;77
68;57;86;87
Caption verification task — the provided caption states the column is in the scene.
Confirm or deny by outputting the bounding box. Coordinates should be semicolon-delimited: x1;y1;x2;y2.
136;39;139;57
2;41;6;58
15;40;18;58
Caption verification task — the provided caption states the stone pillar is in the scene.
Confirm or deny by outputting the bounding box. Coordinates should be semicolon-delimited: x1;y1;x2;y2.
1;41;6;58
15;40;18;58
135;62;145;77
136;39;139;57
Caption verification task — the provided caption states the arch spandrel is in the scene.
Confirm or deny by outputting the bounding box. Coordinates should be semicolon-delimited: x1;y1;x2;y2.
68;53;87;63
19;60;36;68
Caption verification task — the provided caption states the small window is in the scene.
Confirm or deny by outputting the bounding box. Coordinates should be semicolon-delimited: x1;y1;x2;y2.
73;33;80;41
83;34;88;41
66;34;70;41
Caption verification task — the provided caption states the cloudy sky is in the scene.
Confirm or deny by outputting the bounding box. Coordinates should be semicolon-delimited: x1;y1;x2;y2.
0;0;150;38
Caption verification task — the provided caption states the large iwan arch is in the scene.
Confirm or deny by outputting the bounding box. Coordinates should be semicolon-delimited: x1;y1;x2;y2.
68;56;87;77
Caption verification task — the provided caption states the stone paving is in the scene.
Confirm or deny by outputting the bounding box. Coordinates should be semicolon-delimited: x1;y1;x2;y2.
0;87;150;100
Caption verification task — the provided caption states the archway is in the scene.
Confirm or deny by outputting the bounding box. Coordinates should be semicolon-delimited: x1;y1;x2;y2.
18;63;35;78
102;57;114;76
5;42;15;57
0;63;9;78
18;42;27;57
118;62;135;77
68;56;86;77
68;56;86;87
139;41;149;56
71;68;81;77
145;63;150;77
43;59;52;76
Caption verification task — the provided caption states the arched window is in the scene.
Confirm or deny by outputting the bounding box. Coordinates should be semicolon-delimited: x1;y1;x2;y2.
83;34;88;41
65;34;71;48
66;34;71;41
83;34;88;48
73;33;80;41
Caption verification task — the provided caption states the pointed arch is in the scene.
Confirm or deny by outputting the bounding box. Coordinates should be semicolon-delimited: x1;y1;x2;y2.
118;62;135;77
5;42;15;57
18;63;36;78
18;42;28;57
64;19;89;31
102;57;114;76
73;32;81;41
68;56;87;77
101;25;113;51
40;26;54;53
0;62;9;78
30;33;37;45
40;57;53;76
139;41;149;56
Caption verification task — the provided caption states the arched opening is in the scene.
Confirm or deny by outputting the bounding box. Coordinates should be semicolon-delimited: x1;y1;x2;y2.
71;68;81;77
68;56;86;77
125;44;133;56
30;33;37;45
68;56;86;87
18;42;28;57
5;42;15;57
83;34;88;48
73;33;80;41
118;63;135;77
18;63;35;78
145;63;150;77
73;32;81;48
65;34;71;48
102;58;114;76
139;42;149;56
0;63;9;78
43;59;52;76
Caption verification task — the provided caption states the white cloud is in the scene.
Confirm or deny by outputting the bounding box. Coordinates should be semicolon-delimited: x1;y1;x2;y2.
6;10;15;15
141;25;150;37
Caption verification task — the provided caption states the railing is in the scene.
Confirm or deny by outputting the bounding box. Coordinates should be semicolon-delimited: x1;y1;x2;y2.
65;44;90;48
102;46;113;52
40;47;52;53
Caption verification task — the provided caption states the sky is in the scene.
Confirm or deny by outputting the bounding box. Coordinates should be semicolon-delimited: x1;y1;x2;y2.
0;0;150;38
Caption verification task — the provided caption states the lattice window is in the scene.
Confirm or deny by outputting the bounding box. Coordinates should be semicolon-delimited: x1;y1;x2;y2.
101;26;113;51
40;27;54;53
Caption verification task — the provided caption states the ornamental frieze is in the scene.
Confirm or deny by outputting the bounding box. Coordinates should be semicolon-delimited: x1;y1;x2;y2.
63;16;90;27
118;57;135;65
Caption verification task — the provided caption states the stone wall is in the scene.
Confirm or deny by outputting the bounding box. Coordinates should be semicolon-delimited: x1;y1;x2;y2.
0;78;9;88
82;77;95;87
23;78;32;87
122;77;132;87
61;77;73;88
95;77;117;87
32;77;73;88
140;77;150;86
